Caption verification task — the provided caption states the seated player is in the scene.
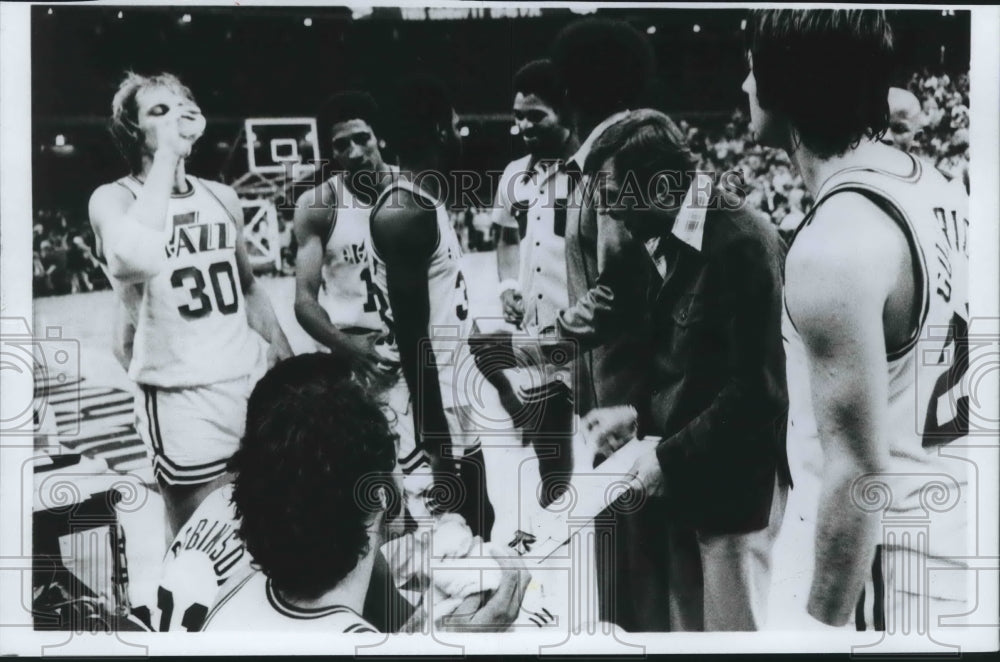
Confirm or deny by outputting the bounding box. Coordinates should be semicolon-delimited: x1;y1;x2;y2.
88;72;292;540
201;353;531;632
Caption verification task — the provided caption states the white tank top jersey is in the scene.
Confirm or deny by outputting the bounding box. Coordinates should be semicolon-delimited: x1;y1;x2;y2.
317;172;395;331
144;484;249;632
105;176;262;388
783;154;970;558
370;178;472;408
202;569;377;633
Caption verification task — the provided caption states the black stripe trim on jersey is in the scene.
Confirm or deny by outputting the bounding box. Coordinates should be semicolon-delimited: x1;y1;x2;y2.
202;570;256;629
143;387;163;455
816;154;922;195
265;577;372;622
783;182;930;362
115;178;139;199
820;184;930;362
196;177;241;227
152;457;229;485
129;174;196;199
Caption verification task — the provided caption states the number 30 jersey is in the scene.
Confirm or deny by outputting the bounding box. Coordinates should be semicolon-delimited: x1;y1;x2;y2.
783;154;970;551
370;179;471;408
108;176;261;388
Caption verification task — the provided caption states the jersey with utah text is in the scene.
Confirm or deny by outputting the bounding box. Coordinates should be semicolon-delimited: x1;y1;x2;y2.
108;176;261;388
783;153;970;558
315;173;394;331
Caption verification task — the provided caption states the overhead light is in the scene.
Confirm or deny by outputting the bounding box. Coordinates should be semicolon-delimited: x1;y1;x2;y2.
459;126;470;138
117;11;123;19
740;19;747;30
351;7;374;20
180;14;192;24
47;8;53;15
692;24;701;33
646;26;656;35
54;134;66;147
510;125;520;136
303;17;313;27
570;7;598;15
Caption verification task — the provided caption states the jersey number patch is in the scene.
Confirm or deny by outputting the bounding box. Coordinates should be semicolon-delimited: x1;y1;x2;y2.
923;313;970;448
156;586;209;632
171;261;240;320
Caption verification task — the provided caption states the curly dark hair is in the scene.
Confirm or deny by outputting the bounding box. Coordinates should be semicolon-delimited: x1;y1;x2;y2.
229;353;399;601
550;18;655;122
513;58;566;117
748;9;895;159
316;90;382;159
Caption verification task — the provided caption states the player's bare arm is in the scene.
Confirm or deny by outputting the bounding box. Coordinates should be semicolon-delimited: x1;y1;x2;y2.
370;194;452;463
291;187;379;362
207;180;293;362
786;193;909;627
87;105;194;282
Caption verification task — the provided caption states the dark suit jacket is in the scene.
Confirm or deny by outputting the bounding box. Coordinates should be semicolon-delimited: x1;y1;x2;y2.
556;170;653;424
648;200;791;535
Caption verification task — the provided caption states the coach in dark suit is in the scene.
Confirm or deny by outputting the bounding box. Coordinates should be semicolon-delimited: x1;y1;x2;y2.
567;109;791;631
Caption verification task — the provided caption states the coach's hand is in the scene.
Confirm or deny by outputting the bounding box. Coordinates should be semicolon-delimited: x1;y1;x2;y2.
500;288;524;327
625;445;664;499
439;546;531;632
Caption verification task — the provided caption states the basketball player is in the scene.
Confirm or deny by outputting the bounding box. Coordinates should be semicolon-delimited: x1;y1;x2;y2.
745;10;970;629
293;91;398;385
202;353;530;632
369;76;498;539
88;72;293;538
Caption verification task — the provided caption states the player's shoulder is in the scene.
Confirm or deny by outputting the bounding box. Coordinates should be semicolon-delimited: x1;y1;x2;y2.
787;190;906;300
197;178;241;208
88;179;136;226
294;177;338;211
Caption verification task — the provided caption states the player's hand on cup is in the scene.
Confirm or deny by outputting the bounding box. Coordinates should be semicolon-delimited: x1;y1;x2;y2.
153;103;205;160
500;288;525;327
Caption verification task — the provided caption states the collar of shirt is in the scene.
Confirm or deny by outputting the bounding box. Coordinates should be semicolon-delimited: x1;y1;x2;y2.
566;109;632;172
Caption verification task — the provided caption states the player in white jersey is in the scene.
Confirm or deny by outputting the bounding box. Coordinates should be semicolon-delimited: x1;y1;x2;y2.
88;73;292;538
745;10;970;630
370;76;508;540
293;91;399;374
201;353;530;632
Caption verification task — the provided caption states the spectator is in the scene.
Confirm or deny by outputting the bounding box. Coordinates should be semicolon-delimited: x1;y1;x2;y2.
38;239;71;296
66;235;98;293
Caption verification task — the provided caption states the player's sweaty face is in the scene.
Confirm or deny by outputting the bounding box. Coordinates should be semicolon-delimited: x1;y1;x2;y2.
134;86;201;152
330;119;381;175
513;93;563;154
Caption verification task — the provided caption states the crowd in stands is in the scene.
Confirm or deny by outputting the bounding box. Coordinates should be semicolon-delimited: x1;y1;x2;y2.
32;69;970;297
